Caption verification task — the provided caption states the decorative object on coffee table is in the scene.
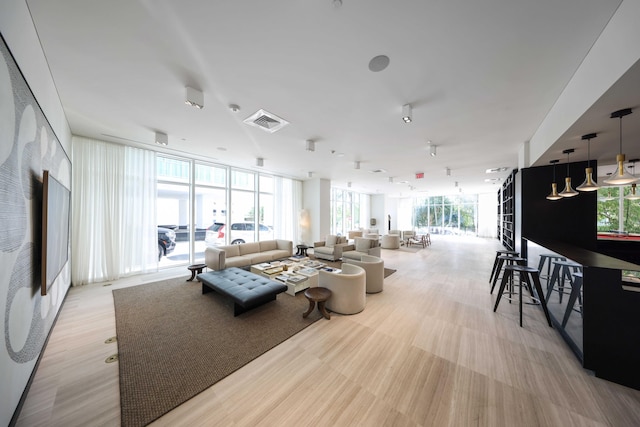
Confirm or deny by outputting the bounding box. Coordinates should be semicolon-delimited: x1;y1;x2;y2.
186;263;206;281
303;287;332;320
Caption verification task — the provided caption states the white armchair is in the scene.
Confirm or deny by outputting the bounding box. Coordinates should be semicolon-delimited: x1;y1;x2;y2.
381;234;400;249
313;235;352;261
320;263;366;314
343;255;384;293
342;237;381;261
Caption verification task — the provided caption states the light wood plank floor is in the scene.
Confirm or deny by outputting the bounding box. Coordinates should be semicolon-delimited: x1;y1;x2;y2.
17;235;640;426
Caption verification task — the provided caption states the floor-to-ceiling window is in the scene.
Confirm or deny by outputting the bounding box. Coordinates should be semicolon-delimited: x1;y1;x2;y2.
157;156;191;267
413;194;478;235
330;188;363;236
157;155;299;267
195;163;227;262
597;186;640;234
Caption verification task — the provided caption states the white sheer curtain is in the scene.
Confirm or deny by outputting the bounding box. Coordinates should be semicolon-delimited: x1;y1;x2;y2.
71;137;157;285
273;177;302;243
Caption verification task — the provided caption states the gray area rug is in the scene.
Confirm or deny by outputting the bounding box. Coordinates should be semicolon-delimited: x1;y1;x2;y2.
112;276;322;427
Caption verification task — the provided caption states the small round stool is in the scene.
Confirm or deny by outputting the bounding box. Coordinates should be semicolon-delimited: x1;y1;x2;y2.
186;263;206;281
494;265;552;328
303;287;332;320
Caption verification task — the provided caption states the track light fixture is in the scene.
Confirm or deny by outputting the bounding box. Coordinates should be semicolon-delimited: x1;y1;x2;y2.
185;86;204;109
256;157;264;167
577;133;599;192
354;161;360;170
604;108;638;185
155;131;168;146
559;149;578;198
430;145;437;157
402;104;412;123
388;177;393;183
305;139;315;152
546;160;562;201
445;167;451;176
308;171;313;178
347;182;352;188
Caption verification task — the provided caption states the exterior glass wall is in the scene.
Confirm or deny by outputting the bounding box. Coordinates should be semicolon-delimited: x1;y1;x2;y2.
157;155;297;267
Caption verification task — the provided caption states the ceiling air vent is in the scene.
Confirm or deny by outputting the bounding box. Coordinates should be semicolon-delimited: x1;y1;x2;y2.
243;109;289;133
486;167;509;174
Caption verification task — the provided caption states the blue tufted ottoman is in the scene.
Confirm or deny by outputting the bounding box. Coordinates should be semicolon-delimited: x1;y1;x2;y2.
199;267;287;316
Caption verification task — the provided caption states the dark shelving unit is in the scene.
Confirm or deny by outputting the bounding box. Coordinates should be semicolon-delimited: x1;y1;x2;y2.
500;170;516;250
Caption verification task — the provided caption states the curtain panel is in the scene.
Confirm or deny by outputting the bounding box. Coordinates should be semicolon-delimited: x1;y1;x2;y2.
71;137;157;285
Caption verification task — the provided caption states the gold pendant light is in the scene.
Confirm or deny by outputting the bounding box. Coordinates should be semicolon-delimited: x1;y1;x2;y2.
546;159;562;201
603;108;638;185
576;133;599;192
625;160;640;200
559;149;579;197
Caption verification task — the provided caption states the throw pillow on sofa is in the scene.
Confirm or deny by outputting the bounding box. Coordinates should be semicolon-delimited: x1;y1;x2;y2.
355;238;371;252
325;235;338;246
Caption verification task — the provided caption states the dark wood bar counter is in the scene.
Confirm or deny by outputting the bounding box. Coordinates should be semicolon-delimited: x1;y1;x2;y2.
524;238;640;391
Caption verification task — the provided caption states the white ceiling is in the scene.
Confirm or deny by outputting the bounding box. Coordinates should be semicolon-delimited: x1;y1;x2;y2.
25;0;640;196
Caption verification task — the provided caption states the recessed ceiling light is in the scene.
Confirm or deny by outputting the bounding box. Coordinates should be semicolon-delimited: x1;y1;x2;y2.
370;169;387;174
217;147;227;151
368;55;390;72
229;104;240;112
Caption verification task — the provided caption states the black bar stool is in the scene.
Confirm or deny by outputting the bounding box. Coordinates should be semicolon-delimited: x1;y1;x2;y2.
489;250;519;284
546;261;582;304
561;272;583;328
537;253;566;282
494;265;553;327
490;255;526;294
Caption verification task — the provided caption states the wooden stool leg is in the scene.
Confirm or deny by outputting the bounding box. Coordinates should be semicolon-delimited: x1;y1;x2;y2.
302;300;315;318
318;301;331;320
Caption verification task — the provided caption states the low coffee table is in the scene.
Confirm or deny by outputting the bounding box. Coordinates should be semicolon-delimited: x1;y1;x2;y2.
302;287;332;320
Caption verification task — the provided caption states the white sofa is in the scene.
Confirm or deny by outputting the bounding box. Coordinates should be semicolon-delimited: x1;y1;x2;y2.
342;237;381;261
204;239;293;271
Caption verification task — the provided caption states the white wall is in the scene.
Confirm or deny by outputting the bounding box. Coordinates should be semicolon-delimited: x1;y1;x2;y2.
1;2;72;424
302;178;330;244
477;192;499;238
370;194;385;231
